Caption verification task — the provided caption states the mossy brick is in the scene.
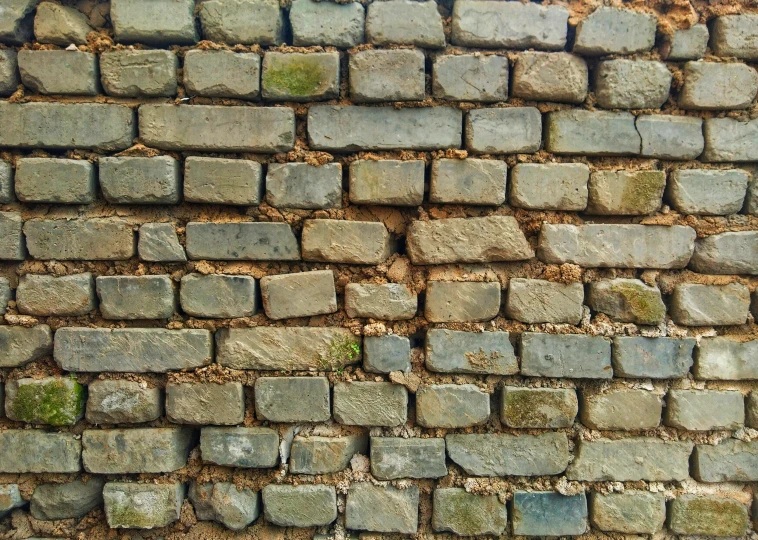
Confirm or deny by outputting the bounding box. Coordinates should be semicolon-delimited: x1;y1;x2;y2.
425;329;518;375
96;275;176;320
180;273;257;318
594;60;671;109
0;212;24;260
416;384;490;428
637;115;704;160
5;376;85;426
262;52;339;102
521;333;612;379
82;428;193;473
665;389;744;431
0;161;11;202
345;483;419;534
693;438;758;482
667;169;749;215
512;491;587;536
348;159;424;206
302;219;391;264
465;107;541;154
333;382;407;427
0;50;18;96
183;50;260;100
430;158;506;205
0;485;24;518
290;0;364;47
545;110;641;156
166;382;245;426
0;430;81;473
446;433;569;476
512;52;587;104
255;377;330;423
432;488;506;536
31;478;104;521
510;163;590;211
55;328;212;372
613;336;695;378
290;434;368;474
581;389;662;430
363;335;411;373
199;0;284;45
184;157;263;205
34;2;92;46
138;223;186;263
695;337;758;380
671;283;750;326
590;491;665;534
711;14;758;60
86;379;162;424
185;222;299;261
200;427;279;468
349;49;424;103
111;0;196;44
669;495;748;537
189;481;260;530
587;278;666;325
262;485;337;527
703;117;758;162
587;170;665;215
690;231;758;274
0;0;37;43
680;61;758;110
265;163;342;209
100;50;177;97
573;6;656;55
99;156;180;204
366;0;444;48
501;387;578;428
425;281;501;323
260;270;337;320
433;54;509;102
664;24;708;60
505;278;583;324
103;482;185;530
24;218;135;260
18;50;99;95
15;158;95;204
0;325;53;368
345;283;417;320
370;437;447;480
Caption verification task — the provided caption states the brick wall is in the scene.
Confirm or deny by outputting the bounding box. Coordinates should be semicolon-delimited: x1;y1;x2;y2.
0;0;757;537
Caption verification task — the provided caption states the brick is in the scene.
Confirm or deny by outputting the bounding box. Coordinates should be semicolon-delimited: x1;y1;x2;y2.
521;333;612;379
263;485;337;527
184;157;263;205
363;335;411;373
290;0;364;47
183;50;260;100
452;0;568;50
166;382;245;426
0;279;9;315
694;439;758;482
5;376;84;426
0;325;53;368
104;483;185;529
216;327;360;371
0;430;80;473
302;219;390;264
18;50;99;95
99;156;180;204
512;52;587;104
199;0;284;45
446;433;569;476
704;117;758;162
0;0;37;43
96;275;175;320
138;223;186;262
350;49;424;103
665;390;744;430
512;492;587;536
255;377;330;423
670;283;750;326
416;384;490;428
266;163;342;209
545;110;641;156
262;52;339;101
407;215;533;264
505;279;583;324
587;279;665;325
15;158;95;204
590;492;665;534
690;231;758;274
432;489;507;536
333;382;407;427
345;283;417;320
55;328;212;372
465;107;541;154
749;176;758;215
425;281;501;323
0;50;17;96
680;61;758;110
111;0;197;44
566;438;693;481
573;7;657;55
510;163;589;210
200;427;279;468
290;434;368;474
140;104;295;152
538;224;696;268
595;60;671;109
347;483;418;534
185;222;299;261
180;273;257;318
366;0;444;48
669;495;748;537
86;380;162;424
371;437;446;480
0;161;11;202
664;24;708;60
348;159;424;206
501;387;578;428
100;50;178;97
430;158;506;205
667;169;749;215
749;391;758;428
695;337;758;380
83;428;192;473
190;482;260;531
587;170;665;216
711;14;758;60
34;2;92;46
426;329;518;375
637;115;704;160
432;55;508;102
260;270;337;319
0;212;24;260
17;273;95;317
30;478;104;521
581;389;662;430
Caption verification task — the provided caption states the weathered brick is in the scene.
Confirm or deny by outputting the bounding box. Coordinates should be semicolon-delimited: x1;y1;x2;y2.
15;158;95;204
613;337;695;379
180;273;257;318
545;110;641;156
0;278;9;315
0;212;24;260
512;492;588;536
266;163;341;209
166;382;245;426
416;384;490;428
573;6;657;55
24;218;135;260
0;325;53;368
670;283;750;326
426;329;518;375
290;434;367;474
694;439;758;482
111;0;197;44
200;427;279;468
363;335;411;373
199;0;284;45
345;283;417;320
255;377;330;423
366;0;444;48
261;270;336;319
595;60;671;109
703;117;758;162
512;52;587;104
0;0;37;43
432;489;507;536
183;50;260;100
501;387;577;428
86;379;162;424
587;170;665;215
190;481;260;531
665;389;744;430
636;115;704;160
521;333;612;379
0;161;11;203
350;49;424;103
664;24;708;60
681;61;758;110
83;428;192;473
302;219;391;264
18;50;99;95
510;163;589;210
425;281;501;323
465;107;541;154
104;482;185;530
99;156;180;204
667;169;749;215
695;337;758;380
262;52;340;102
30;478;105;521
505;279;583;324
749;391;758;428
290;0;364;47
17;273;95;317
5;376;84;426
371;437;447;480
138;223;186;262
669;495;748;537
346;484;418;534
348;159;424;206
581;389;662;430
185;157;263;205
587;279;665;325
447;433;569;476
590;492;665;534
711;14;758;60
0;50;18;96
33;2;92;46
0;430;80;473
430;158;506;205
185;222;299;261
689;231;758;274
96;275;175;320
333;382;407;426
432;54;508;102
263;485;337;527
100;50;177;97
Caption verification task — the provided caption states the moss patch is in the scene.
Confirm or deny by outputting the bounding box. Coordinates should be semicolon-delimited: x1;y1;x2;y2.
620;172;665;213
316;336;361;371
9;378;85;426
672;498;748;536
265;59;329;98
608;282;665;324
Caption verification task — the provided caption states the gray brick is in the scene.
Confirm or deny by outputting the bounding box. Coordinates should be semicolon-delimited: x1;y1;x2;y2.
30;479;105;521
521;333;612;379
695;337;758;380
513;492;587;536
183;50;260;100
711;14;758;60
425;281;500;323
447;433;569;476
371;437;446;480
749;176;758;215
587;170;665;216
512;52;587;104
15;158;95;204
749;391;758;428
665;389;744;430
185;222;299;261
581;389;662;430
510;163;589;210
180;273;257;318
5;376;85;426
346;483;418;534
690;231;758;274
587;279;665;325
83;428;192;473
302;219;391;264
664;24;708;60
28;217;134;260
263;485;336;527
0;0;37;43
669;495;748;537
138;223;186;262
190;482;260;531
55;328;212;372
100;50;178;97
703;117;758;162
333;382;407;427
200;427;279;468
590;492;665;534
694;439;758;482
290;434;367;474
0;212;24;260
266;163;342;209
0;161;11;202
430;158;506;205
0;50;18;96
33;2;92;46
255;377;330;423
432;489;507;536
465;107;541;154
199;0;284;45
637;115;704;160
111;0;197;44
99;156;180;204
185;157;263;205
262;52;339;102
350;49;424;103
345;283;417;320
366;0;444;48
595;60;671;109
573;7;657;55
670;283;750;326
545;110;641;156
0;278;9;315
416;384;490;428
363;335;411;373
667;169;748;215
505;278;583;324
432;54;508;102
680;61;758;110
104;483;185;530
426;329;518;375
18;50;99;95
0;430;80;473
501;387;577;428
167;382;244;426
260;269;337;319
348;159;424;206
96;275;175;320
86;380;162;424
0;325;53;368
140;104;295;152
290;0;364;47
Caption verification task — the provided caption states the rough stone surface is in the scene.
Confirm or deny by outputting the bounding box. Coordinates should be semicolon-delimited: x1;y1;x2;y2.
96;275;176;320
0;325;53;368
590;492;665;534
545;110;641;156
416;384;490;428
0;278;9;315
695;337;758;380
0;484;25;518
521;333;612;379
289;0;364;47
587;170;665;215
345;283;416;320
255;377;330;423
573;7;656;55
0;0;38;43
190;482;260;531
333;382;407;427
34;2;92;45
17;273;95;316
711;14;758;60
432;54;509;102
31;479;105;521
184;157;263;205
0;212;24;260
371;437;447;479
18;50;99;95
103;482;185;530
0;161;11;203
266;163;341;209
670;283;750;326
425;281;501;323
86;380;162;424
680;61;758;110
446;433;569;476
166;382;245;426
668;495;748;537
180;274;256;318
301;219;390;264
501;387;578;428
82;428;192;473
5;376;85;426
430;158;506;205
200;427;279;468
0;430;81;473
183;50;260;100
612;337;695;379
511;52;587;103
693;438;758;482
703;117;758;162
665;24;708;60
261;270;336;320
346;483;419;534
185;222;299;261
689;231;758;274
512;492;588;536
665;390;744;430
594;60;671;109
262;52;339;101
586;278;666;325
15;157;95;203
263;485;336;527
510;163;589;210
636;115;704;160
425;329;518;375
505;278;583;324
138;223;186;262
99;156;180;205
100;50;178;98
199;0;284;45
749;391;758;428
348;159;424;206
290;434;368;474
363;335;411;373
366;0;444;48
432;489;507;536
465;107;541;154
581;389;662;430
24;218;135;260
111;0;197;44
350;49;424;103
667;169;749;215
0;50;18;96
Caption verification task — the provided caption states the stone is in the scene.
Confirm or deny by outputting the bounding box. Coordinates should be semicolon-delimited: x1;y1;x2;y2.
34;2;92;45
510;163;589;210
96;275;176;320
0;212;24;260
18;50;99;95
0;161;11;202
345;283;417;320
17;273;95;316
216;327;360;371
512;492;588;536
452;0;568;50
180;274;256;318
511;52;588;104
407;215;533;264
446;433;569;476
0;430;81;473
24;218;135;260
200;427;279;468
185;222;299;261
184;157;263;205
83;428;192;473
255;377;330;423
262;485;336;527
138;223;186;262
350;49;424;102
749;177;758;215
538;224;696;268
665;390;744;430
99;156;180;204
103;483;185;529
0;485;24;518
749;391;758;428
348;159;424;206
199;0;284;45
465;107;541;154
0;325;53;368
573;6;657;55
545;110;641;156
432;489;507;536
416;384;490;428
333;382;407;426
566;438;693;481
693;439;758;482
86;380;162;424
371;437;447;480
301;219;391;264
590;492;665;534
425;281;501;323
501;387;578;428
670;283;750;326
5;377;85;426
345;483;419;534
100;50;177;97
669;495;748;537
166;382;244;426
309;105;462;151
262;52;339;101
681;61;758;110
430;158;506;205
703;117;758;162
0;279;9;315
366;0;444;48
31;479;104;520
695;337;758;380
595;60;672;109
521;333;612;379
0;0;38;43
290;434;368;474
587;170;665;215
505;279;583;324
432;54;509;102
363;335;411;373
111;0;197;44
587;279;666;325
0;50;18;96
664;24;708;60
265;163;341;209
637;115;704;160
55;328;212;372
260;270;336;320
183;50;260;100
15;157;95;203
426;329;518;375
581;389;662;430
711;14;758;60
290;0;364;47
189;482;260;530
667;169;749;215
690;231;758;274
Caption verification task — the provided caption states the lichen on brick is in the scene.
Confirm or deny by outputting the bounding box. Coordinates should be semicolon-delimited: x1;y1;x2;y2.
9;377;85;426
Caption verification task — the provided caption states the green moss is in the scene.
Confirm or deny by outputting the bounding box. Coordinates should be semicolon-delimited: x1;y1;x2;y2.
620;172;664;213
673;498;748;536
503;390;572;428
609;282;665;324
10;378;85;426
265;59;328;97
316;336;361;371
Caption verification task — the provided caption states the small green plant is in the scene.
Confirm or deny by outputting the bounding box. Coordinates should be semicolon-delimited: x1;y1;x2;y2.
315;337;360;371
